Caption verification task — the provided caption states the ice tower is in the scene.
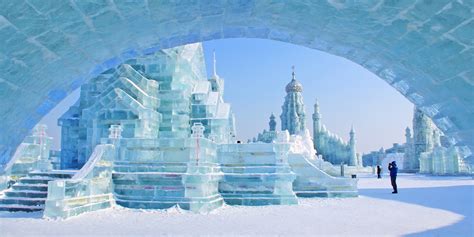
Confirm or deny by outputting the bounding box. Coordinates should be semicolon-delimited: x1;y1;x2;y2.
312;100;359;166
406;108;470;174
255;114;278;143
412;107;434;169
280;67;306;135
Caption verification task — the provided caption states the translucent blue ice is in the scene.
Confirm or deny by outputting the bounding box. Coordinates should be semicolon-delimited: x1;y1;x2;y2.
0;1;472;166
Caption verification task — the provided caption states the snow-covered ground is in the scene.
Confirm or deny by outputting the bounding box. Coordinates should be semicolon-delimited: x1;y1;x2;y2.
1;174;472;236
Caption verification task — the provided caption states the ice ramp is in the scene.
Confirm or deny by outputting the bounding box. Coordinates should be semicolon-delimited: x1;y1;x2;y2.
43;144;115;219
288;154;358;198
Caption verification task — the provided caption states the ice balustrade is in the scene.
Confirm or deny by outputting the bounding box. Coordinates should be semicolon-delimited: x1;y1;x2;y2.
289;154;358;197
43;135;116;218
284;130;358;197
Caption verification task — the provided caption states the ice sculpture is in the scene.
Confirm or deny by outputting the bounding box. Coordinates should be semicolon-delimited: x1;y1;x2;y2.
280;67;306;135
44;143;115;218
255;114;278;143
0;125;53;190
218;131;298;206
52;43;360;216
312;100;360;166
0;43;358;216
57;43;234;212
364;107;470;175
256;78;361;167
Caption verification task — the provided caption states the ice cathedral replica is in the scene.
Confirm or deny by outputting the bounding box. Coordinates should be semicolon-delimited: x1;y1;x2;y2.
254;69;362;168
0;43;357;218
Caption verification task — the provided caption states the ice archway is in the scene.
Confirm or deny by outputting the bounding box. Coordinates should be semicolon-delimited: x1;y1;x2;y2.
0;0;473;164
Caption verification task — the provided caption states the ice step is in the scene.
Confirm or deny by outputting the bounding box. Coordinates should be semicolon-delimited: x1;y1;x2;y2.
0;204;44;212
19;177;54;184
28;170;77;179
0;197;46;206
5;190;48;198
12;183;48;191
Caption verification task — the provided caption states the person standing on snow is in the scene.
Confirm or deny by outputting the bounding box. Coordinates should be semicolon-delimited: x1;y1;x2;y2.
376;165;382;179
388;161;398;193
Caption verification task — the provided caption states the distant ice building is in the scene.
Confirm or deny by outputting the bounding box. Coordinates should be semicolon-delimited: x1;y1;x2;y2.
312;100;360;166
253;69;361;167
363;107;470;175
280;67;306;135
409;108;469;174
254;67;307;143
254;114;278;143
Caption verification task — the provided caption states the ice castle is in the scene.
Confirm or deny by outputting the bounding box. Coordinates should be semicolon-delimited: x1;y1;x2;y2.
253;70;364;174
312;101;361;166
0;43;357;218
407;108;470;175
363;107;470;175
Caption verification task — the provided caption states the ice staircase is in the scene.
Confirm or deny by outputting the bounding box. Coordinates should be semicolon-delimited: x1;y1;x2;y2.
0;170;76;212
217;143;298;206
113;160;189;209
112;138;224;212
289;154;358;198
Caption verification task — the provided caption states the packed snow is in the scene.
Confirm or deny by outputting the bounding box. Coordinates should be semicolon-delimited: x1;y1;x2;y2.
0;174;472;236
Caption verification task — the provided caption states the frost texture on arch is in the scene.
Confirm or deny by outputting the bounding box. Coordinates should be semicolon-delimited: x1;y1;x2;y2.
0;0;472;164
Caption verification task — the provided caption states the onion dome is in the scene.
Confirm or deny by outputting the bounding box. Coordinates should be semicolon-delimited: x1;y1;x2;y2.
285;66;303;93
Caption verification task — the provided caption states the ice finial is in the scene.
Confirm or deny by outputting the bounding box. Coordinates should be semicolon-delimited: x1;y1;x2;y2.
108;124;123;139
212;50;217;77
291;65;295;80
314;99;319;113
350;124;355;134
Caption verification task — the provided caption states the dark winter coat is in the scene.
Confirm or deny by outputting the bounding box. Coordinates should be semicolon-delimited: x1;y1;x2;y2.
388;162;398;177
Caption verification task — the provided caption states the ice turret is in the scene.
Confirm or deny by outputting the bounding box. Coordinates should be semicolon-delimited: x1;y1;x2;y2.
349;126;357;166
280;66;306;135
312;102;359;165
269;113;277;132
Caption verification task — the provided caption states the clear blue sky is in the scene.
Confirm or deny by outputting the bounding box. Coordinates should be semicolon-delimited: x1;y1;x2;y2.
40;38;413;154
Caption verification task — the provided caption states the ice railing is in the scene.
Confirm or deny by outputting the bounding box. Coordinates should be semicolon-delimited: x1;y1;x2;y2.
44;144;115;219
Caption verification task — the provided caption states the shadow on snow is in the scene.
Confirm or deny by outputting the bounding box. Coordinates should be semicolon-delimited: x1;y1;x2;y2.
360;183;474;236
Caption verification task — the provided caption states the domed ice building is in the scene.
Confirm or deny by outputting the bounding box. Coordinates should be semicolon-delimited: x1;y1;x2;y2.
255;68;362;167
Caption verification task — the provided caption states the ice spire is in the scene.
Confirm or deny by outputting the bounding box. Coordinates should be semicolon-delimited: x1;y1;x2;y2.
269;113;276;132
281;66;306;134
212;50;217;77
314;99;320;114
291;65;296;80
349;124;357;166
